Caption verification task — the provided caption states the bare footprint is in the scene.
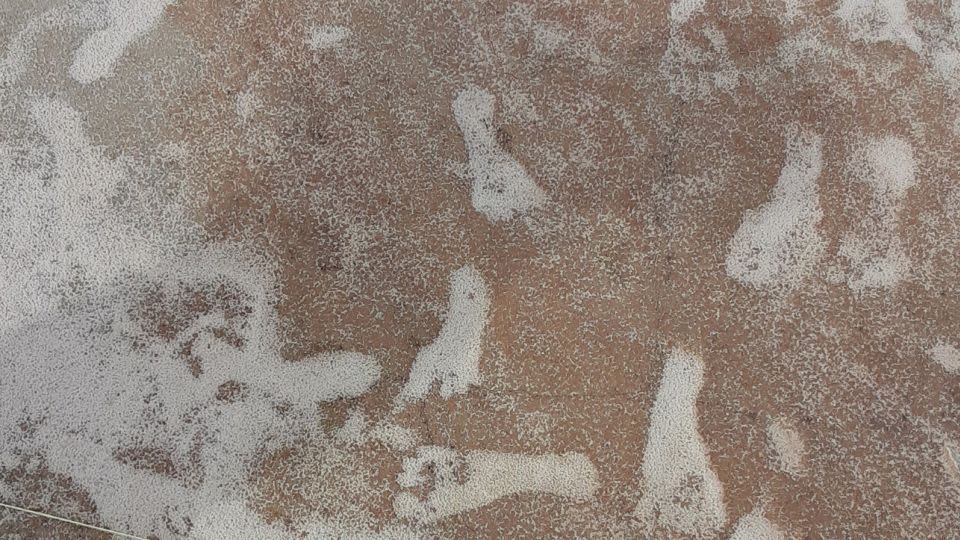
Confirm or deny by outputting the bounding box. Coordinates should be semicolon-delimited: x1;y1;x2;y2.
393;446;598;523
394;265;490;409
634;348;727;536
725;127;824;292
452;86;546;221
839;135;917;293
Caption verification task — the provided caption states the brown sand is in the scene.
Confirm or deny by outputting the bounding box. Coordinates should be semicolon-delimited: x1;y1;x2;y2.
1;0;959;538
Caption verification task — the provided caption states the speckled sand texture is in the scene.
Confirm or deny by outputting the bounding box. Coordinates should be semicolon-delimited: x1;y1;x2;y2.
1;0;959;538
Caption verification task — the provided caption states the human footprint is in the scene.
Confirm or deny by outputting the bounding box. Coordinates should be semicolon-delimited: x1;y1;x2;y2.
394;265;490;409
634;348;727;536
839;135;917;293
393;446;598;523
453;86;546;221
725;127;825;292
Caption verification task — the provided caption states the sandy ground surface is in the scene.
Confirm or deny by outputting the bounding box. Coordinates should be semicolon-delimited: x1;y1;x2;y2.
1;0;959;538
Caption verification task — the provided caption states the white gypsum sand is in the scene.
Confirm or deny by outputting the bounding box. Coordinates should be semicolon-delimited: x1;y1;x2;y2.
7;94;414;538
634;348;727;536
725;128;825;290
0;234;382;536
334;409;417;451
766;418;806;477
660;0;745;99
729;510;787;540
835;0;923;54
841;135;916;293
928;341;960;373
838;236;910;291
453;86;546;221
944;443;960;483
307;26;352;50
1;5;95;85
395;264;491;408
857;135;917;200
393;446;598;523
70;0;177;84
670;0;707;27
24;96;171;289
29;97;124;231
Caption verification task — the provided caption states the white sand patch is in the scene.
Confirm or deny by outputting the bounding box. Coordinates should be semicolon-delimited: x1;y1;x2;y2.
395;265;491;408
703;26;742;92
5;98;387;535
919;3;960;89
276;352;380;401
394;446;598;523
531;22;569;55
27;97;157;281
335;409;370;444
725;128;825;291
0;143;59;329
70;0;177;84
839;235;909;292
932;46;960;89
766;419;805;477
29;97;123;204
0;241;383;536
659;21;743;99
943;443;960;483
841;135;916;293
2;91;198;327
191;501;291;540
670;0;707;26
307;26;351;50
634;348;727;537
784;0;802;21
857;135;916;201
928;341;960;373
235;90;260;121
659;0;757;99
836;0;923;54
453;86;546;221
369;423;417;451
1;6;95;85
729;510;786;540
191;499;417;539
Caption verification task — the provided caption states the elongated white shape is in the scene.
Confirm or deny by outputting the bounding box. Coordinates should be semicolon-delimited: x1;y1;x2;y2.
841;135;916;293
634;349;727;536
453;86;545;221
395;265;490;407
70;0;176;84
394;446;598;522
766;418;805;477
725;128;824;290
308;26;351;50
943;443;960;483
670;0;706;26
